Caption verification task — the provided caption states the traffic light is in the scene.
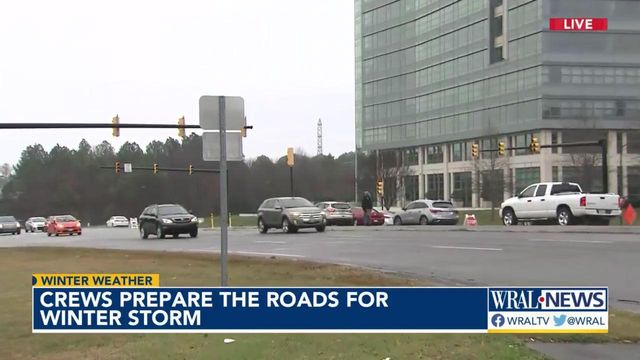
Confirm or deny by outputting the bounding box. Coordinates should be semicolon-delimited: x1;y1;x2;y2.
498;141;506;156
153;163;159;174
188;165;193;175
287;147;294;167
115;161;121;173
112;115;119;137
178;116;186;139
376;179;384;196
530;137;540;154
471;143;479;158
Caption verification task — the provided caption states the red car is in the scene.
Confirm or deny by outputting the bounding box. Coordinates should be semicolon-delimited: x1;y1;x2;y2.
352;207;385;226
47;215;82;236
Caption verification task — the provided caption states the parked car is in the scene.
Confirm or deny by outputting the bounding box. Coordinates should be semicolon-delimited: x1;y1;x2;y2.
106;216;129;227
138;204;198;239
25;217;47;232
500;182;621;226
316;201;354;225
257;197;325;233
46;215;81;236
392;200;459;225
351;207;385;226
0;216;21;235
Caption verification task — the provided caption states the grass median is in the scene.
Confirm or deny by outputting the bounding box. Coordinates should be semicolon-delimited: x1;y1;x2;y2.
1;248;638;360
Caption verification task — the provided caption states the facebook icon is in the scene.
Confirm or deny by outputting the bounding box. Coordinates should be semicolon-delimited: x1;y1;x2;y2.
491;314;505;328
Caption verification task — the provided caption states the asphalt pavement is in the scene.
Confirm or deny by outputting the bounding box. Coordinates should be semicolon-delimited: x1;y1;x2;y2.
2;225;639;312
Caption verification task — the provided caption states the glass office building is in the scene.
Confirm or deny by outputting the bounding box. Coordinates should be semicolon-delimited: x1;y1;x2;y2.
355;0;640;207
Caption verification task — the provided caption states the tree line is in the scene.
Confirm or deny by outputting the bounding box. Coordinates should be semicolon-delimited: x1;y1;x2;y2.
0;135;377;223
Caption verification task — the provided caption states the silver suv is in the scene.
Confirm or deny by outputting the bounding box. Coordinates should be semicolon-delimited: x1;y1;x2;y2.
392;200;458;225
316;201;354;226
257;197;326;233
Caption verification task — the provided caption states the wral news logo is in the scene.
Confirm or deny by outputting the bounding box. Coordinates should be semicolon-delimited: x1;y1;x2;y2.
487;288;608;333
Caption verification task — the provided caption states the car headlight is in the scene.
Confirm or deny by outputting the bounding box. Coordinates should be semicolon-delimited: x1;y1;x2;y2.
162;218;173;224
16;222;20;227
289;212;300;217
0;224;3;229
190;217;198;223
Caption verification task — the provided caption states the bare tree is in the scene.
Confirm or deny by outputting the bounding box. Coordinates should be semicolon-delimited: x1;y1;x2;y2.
473;151;511;220
567;153;601;192
377;150;414;210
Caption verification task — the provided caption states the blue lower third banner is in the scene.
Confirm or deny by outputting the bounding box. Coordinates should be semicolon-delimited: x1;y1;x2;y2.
32;287;608;333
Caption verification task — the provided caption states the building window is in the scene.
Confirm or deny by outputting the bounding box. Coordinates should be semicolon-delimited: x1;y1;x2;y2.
564;166;602;193
404;148;419;166
426;145;443;164
552;166;560;182
451;172;472;207
481;138;498;159
514;134;534;156
481;169;504;205
451;142;469;162
515;167;540;193
404;175;419;202
426;174;444;200
551;132;559;154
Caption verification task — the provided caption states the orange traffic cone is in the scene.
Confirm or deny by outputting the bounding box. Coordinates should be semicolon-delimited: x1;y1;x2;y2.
623;205;637;225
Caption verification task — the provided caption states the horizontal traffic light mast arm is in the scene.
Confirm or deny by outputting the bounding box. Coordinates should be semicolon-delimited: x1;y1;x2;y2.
101;165;220;173
0;123;201;129
480;141;605;152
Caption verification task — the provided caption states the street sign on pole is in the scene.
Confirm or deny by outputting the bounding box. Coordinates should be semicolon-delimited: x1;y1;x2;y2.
199;96;245;130
199;95;245;288
124;163;132;173
202;133;243;161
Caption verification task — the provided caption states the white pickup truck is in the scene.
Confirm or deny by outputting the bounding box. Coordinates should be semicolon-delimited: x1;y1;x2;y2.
499;182;621;226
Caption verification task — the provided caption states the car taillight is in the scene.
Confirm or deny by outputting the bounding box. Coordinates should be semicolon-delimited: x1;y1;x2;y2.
327;207;335;213
430;209;441;213
580;196;587;207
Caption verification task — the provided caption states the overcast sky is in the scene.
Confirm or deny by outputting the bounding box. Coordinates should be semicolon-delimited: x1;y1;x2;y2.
0;0;355;165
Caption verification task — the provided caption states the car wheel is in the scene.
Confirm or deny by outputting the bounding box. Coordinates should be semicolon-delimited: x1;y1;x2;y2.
47;232;51;237
77;232;82;236
502;208;518;226
140;227;148;239
173;234;179;239
557;207;573;226
190;229;198;238
282;218;295;234
419;216;428;225
258;218;268;234
55;233;59;237
393;217;402;226
157;224;165;239
316;225;326;232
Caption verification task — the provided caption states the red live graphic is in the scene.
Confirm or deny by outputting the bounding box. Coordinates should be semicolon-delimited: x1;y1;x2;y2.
549;18;608;31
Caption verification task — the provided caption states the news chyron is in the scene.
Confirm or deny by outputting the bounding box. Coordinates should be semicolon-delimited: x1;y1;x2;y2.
488;288;608;333
32;274;608;334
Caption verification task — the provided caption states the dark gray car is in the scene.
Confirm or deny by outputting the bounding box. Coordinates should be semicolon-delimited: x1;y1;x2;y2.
257;197;326;233
0;216;21;235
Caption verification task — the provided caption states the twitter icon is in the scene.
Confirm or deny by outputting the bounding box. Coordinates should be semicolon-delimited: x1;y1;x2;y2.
554;315;567;327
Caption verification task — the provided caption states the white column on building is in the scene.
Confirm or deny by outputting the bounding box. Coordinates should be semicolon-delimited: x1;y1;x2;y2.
621;132;628;196
471;170;479;208
443;145;450;201
539;130;553;182
607;131;618;194
418;146;425;199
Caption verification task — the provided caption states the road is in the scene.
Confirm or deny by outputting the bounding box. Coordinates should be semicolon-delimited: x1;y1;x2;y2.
1;226;639;312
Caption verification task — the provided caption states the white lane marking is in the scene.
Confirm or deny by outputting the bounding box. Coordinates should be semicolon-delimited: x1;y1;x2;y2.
528;239;613;244
232;251;305;258
254;240;287;244
431;245;503;251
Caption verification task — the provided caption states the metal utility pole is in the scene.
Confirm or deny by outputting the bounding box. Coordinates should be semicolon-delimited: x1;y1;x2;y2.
317;118;323;156
218;96;229;287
